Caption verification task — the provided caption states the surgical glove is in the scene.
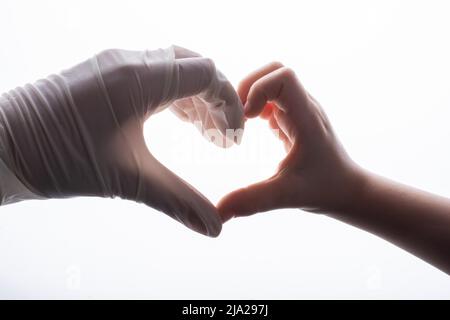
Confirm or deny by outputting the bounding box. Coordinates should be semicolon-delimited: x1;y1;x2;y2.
0;45;244;236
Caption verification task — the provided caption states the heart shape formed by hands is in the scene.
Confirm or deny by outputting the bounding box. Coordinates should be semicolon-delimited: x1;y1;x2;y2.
3;47;448;276
0;47;356;238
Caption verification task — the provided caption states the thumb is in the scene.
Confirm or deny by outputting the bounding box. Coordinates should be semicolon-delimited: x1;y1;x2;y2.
122;145;222;237
217;177;284;222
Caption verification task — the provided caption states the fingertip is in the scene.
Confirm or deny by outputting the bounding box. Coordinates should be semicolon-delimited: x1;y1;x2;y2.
237;80;249;105
243;102;251;117
217;196;234;222
206;220;222;238
244;102;260;118
217;198;236;223
184;204;223;237
217;190;247;222
195;203;223;238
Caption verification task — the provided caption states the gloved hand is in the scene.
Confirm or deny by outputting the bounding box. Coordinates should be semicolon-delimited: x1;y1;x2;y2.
0;45;244;237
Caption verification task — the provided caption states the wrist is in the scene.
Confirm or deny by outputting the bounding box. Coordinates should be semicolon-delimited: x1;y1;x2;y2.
325;161;372;217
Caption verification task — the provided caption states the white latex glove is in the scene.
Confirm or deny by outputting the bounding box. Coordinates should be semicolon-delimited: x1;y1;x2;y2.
0;45;244;237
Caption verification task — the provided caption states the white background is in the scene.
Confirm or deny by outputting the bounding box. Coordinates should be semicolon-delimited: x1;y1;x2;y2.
1;0;450;299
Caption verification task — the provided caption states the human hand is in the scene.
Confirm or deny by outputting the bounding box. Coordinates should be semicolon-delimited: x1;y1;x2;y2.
0;46;244;236
218;62;364;221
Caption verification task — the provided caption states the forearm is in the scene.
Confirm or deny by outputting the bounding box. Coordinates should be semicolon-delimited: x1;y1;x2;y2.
328;168;450;274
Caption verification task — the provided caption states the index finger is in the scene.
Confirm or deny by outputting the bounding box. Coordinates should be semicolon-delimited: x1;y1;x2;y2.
237;61;284;104
244;66;309;119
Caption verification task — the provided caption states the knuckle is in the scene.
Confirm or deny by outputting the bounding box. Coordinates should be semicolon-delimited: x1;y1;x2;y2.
202;57;217;74
93;50;141;91
96;48;121;60
237;78;248;92
173;45;201;58
95;48;134;74
269;61;284;69
199;57;217;87
248;81;264;98
278;67;297;81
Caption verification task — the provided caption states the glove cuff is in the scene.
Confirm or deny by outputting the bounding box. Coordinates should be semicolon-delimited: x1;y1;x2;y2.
0;96;44;205
0;154;43;205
